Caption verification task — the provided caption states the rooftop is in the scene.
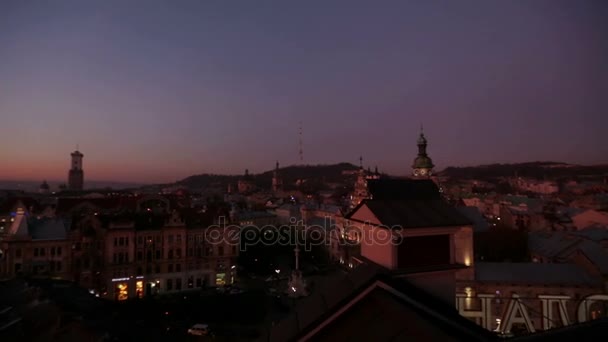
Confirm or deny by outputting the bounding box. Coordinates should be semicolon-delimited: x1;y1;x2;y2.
28;218;69;240
350;199;472;229
366;178;441;201
528;231;582;260
474;262;602;287
577;240;608;274
456;206;489;232
266;263;495;342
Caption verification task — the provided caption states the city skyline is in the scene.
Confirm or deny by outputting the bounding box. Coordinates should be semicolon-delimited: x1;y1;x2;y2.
1;0;607;183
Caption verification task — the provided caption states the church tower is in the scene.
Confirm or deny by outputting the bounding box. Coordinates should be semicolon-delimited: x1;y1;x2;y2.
412;126;434;178
350;156;370;209
68;149;84;190
272;161;283;193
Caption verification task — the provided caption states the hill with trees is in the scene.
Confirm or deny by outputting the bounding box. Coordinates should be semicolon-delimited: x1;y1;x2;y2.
175;163;360;190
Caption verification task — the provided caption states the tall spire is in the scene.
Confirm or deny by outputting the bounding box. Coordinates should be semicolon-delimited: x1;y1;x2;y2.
417;125;428;154
412;126;434;177
359;156;363;169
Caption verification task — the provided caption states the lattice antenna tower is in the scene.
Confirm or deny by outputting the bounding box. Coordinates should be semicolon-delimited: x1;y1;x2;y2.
298;121;304;163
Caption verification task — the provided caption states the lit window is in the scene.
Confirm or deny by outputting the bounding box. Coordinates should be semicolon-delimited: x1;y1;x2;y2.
116;283;128;301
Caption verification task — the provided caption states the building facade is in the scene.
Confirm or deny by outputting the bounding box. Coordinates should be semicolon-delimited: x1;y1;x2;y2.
0;195;239;301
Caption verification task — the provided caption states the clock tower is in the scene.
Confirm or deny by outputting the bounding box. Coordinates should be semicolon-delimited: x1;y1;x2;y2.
68;148;84;190
412;126;434;178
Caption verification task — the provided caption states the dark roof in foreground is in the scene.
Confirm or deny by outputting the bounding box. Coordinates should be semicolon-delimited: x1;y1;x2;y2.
349;199;472;228
265;264;497;342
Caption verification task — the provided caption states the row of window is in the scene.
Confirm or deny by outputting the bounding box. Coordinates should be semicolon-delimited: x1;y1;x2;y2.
49;260;63;272
12;261;62;274
114;237;129;247
113;252;129;264
135;234;192;245
75;257;94;269
12;246;65;258
113;268;130;278
33;246;63;257
132;245;236;261
166;278;182;291
136;234;207;246
73;241;101;251
134;261;220;276
166;275;210;291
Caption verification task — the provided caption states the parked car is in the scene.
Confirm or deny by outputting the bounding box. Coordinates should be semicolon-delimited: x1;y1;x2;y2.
187;324;209;336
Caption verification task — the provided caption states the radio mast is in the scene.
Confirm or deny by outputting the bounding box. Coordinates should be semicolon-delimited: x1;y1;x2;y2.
298;121;304;164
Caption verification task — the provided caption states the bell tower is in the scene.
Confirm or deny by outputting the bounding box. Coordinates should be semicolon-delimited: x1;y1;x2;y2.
412;125;434;178
68;148;84;190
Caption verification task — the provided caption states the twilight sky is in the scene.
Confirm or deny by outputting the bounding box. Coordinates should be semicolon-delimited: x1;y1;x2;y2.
1;0;607;183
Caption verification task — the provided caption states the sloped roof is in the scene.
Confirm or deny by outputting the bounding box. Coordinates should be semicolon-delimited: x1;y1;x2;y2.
267;263;496;342
366;178;440;201
349;199;471;229
28;218;69;240
456;207;489;232
528;231;582;260
474;262;602;287
8;213;28;237
577;240;608;274
572;226;608;241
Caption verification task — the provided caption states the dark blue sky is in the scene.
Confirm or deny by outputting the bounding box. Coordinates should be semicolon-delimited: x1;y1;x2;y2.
1;0;606;182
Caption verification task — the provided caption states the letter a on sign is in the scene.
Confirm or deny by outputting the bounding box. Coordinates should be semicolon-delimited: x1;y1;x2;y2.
501;294;535;334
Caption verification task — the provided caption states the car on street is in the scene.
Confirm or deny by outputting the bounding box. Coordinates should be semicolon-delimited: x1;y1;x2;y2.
187;323;209;336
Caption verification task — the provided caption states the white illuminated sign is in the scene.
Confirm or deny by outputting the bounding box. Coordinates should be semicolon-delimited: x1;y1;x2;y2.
456;293;608;333
111;277;129;282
